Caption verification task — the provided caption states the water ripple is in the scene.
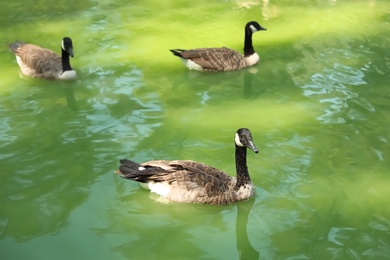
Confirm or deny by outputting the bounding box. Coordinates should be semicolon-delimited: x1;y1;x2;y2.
300;63;369;124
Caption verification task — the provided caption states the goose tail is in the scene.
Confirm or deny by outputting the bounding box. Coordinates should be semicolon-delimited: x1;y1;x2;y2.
9;41;25;53
170;49;186;58
116;159;141;177
116;159;164;183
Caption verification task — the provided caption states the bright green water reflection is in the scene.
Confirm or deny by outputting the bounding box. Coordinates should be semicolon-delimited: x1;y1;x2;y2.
1;0;390;259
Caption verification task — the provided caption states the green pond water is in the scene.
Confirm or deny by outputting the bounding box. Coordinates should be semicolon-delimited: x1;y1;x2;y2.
1;0;390;259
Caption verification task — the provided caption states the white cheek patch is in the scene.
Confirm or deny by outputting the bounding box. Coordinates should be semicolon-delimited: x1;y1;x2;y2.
61;40;65;51
235;133;245;147
138;166;146;171
249;24;258;33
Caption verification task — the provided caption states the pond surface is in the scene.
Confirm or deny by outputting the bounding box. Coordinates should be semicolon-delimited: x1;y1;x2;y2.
1;0;390;259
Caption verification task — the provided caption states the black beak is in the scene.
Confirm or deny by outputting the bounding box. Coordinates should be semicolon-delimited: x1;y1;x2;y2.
67;48;74;57
248;140;259;153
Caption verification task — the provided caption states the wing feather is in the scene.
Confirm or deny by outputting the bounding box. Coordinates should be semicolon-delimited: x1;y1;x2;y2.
13;43;62;77
180;47;246;71
123;159;233;193
117;159;252;204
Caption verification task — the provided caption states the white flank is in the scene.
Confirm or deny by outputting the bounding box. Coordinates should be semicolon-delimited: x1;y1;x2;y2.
244;53;259;66
139;182;150;190
181;58;203;71
235;133;245;147
141;181;171;197
16;56;23;68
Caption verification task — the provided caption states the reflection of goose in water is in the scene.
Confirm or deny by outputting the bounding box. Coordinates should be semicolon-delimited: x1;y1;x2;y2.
116;128;258;205
170;67;262;102
23;84;79;111
243;68;264;100
236;199;260;259
63;86;78;111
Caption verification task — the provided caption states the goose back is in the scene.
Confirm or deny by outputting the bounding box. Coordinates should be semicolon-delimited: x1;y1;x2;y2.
117;128;258;205
118;159;255;205
170;21;266;72
12;43;62;78
170;47;248;72
9;38;77;80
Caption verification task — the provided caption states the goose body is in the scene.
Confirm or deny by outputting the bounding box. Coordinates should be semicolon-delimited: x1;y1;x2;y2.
116;128;259;205
170;21;266;72
9;37;77;80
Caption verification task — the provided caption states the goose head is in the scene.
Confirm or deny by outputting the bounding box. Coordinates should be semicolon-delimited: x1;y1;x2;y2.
61;37;74;57
245;21;267;34
234;128;259;153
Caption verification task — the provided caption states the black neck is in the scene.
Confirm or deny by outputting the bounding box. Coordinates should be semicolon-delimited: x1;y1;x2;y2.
61;48;73;72
235;145;251;187
243;29;255;57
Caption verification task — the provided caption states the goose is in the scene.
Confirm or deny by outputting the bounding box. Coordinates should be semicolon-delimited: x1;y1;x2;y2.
116;128;259;205
8;37;77;80
170;21;266;72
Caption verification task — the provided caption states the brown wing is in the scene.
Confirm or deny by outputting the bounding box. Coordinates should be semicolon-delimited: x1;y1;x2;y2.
169;160;232;181
141;160;234;197
14;44;62;74
117;159;244;204
180;47;245;71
